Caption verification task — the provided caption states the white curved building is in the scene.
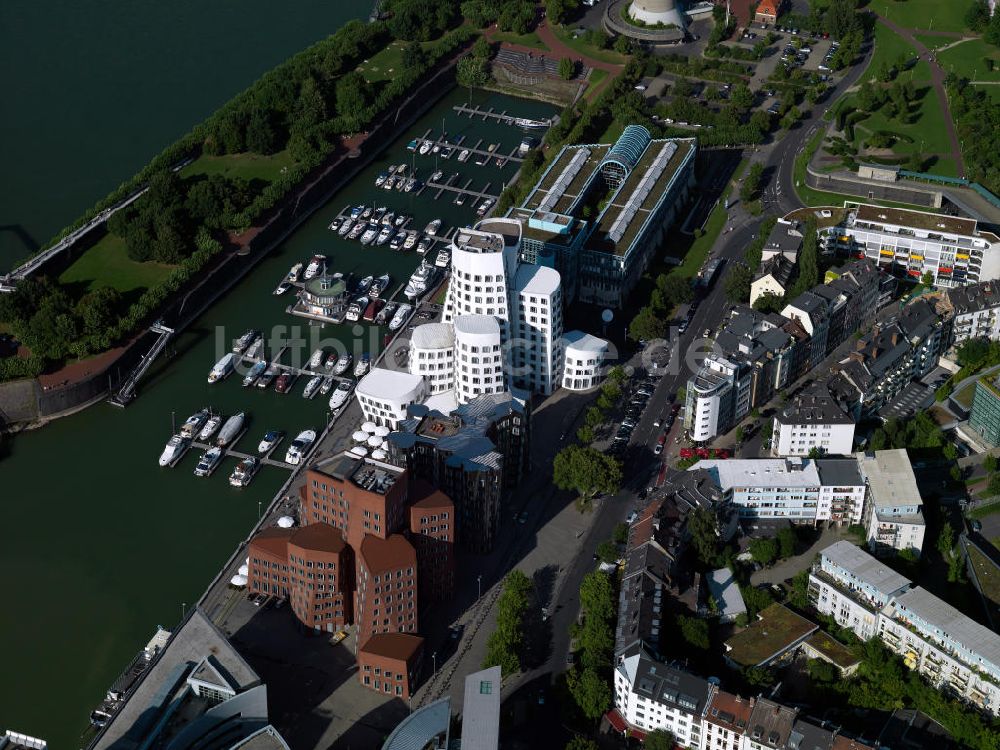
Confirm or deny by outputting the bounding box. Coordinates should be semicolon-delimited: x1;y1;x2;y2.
356;368;427;428
454;315;504;405
561;330;609;391
512;263;563;394
409;323;455;395
629;0;686;27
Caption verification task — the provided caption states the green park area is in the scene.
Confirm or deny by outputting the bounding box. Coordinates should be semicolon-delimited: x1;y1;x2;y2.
355;40;413;83
866;0;976;33
937;37;1000;82
58;234;174;295
491;30;548;50
180;150;296;184
551;25;629;65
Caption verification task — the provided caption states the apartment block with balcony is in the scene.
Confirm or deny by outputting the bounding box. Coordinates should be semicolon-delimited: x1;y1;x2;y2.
695;457;822;526
824;204;1000;289
816;459;866;525
685;355;752;442
858;449;926;558
772;381;856;459
942;281;1000;346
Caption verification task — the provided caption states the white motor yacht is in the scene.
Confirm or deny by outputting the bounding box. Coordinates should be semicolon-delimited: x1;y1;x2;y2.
360;226;378;245
242;360;267;387
193;447;223;477
257;430;283;454
354;352;371;377
333;353;353;375
403;231;418;251
309;349;324;370
273;280;292;296
418;140;432;155
302;375;323;399
287;262;303;283
199;415;223;441
345;297;368;322
228;456;260;488
328;380;354;411
435;248;451;268
389;303;412;331
424;219;442;236
285;429;317;465
319;375;335;396
232;329;258;354
179;408;210;439
338;217;354;236
375;226;393;246
208;353;236;384
245;337;264;360
304;254;326;280
158;434;190;467
370;274;391;297
404;261;435;299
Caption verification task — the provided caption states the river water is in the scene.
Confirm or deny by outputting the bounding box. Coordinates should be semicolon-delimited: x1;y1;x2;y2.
0;4;555;741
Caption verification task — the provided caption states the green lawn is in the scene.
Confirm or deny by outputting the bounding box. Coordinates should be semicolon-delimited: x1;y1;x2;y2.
867;0;976;33
356;40;409;84
550;25;629;65
180;150;296;184
492;30;549;50
671;161;745;277
914;33;963;51
937;37;1000;82
861;23;930;84
586;68;609;99
59;234;174;294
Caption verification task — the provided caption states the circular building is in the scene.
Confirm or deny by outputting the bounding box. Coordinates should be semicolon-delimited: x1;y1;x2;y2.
629;0;686;27
561;330;610;391
409;322;455;395
453;315;504;405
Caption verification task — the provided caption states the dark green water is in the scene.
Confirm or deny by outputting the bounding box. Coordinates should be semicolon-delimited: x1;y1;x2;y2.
0;21;554;739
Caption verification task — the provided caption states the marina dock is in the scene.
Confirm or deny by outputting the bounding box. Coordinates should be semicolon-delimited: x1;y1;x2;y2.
413;136;523;165
189;437;295;471
451;104;552;129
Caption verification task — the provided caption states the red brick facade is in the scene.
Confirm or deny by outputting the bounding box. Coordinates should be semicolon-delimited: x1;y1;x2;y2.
357;633;424;700
356;534;418;647
408;480;455;603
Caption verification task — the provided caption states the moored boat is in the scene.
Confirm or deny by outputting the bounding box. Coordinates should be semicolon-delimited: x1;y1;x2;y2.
324;352;338;371
229;456;260;487
477;197;495;217
287;262;304;283
375;226;393;246
273;280;292;296
333;353;353;375
328;217;343;232
216;412;246;447
418;140;432;155
274;371;294;394
363;298;384;322
360;226;378;245
179;408;210;439
424;219;442;236
328;380;354;411
245;337;264;360
309;349;324;370
374;171;388;188
199;415;223;441
232;329;259;354
389;231;406;250
258;430;284;454
394;213;408;228
389;303;412;332
348;222;365;240
416;236;432;255
354;352;371;377
194;447;223;477
208;353;237;384
319;375;335;395
435;247;451;268
406;138;418;152
304;254;326;280
349;204;366;219
403;231;418;251
458;148;470;162
375;301;397;326
345;297;368;322
242;360;268;387
158;435;190;467
370;274;391;297
338;217;354;236
256;364;278;389
404;260;435;299
302;375;323;399
285;429;317;465
381;211;395;226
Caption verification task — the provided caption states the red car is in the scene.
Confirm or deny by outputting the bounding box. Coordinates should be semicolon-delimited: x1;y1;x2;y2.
696;447;711;459
713;448;731;459
679;447;695;459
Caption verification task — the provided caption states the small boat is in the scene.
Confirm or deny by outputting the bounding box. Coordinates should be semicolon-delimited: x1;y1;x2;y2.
389;303;412;332
407;138;418;152
363;298;384;322
375;226;393;246
404;178;416;192
328;380;354;411
333;353;353;375
360;226;378;245
416;236;432;255
474;153;487;166
375;301;397;326
355;274;374;294
383;175;397;190
258;430;283;454
354;353;371;377
208;353;236;384
285;429;317;465
242;360;267;387
245;337;264;360
394;214;408;228
374;171;388;188
302;375;323;399
348;222;365;240
324;353;338;371
304;254;326;280
495;157;504;167
338;217;354;236
328;217;343;232
395;178;407;192
319;375;335;395
273;280;292;295
386;164;398;174
404;261;436;299
194;447;223;477
158;434;190;467
216;412;245;447
455;192;465;206
349;204;366;219
425;219;442;236
256;364;278;389
370;274;391;297
232;329;258;354
487;143;497;153
274;372;293;394
309;349;324;370
418;140;432;155
430;170;443;182
432;142;442;154
229;456;260;488
373;206;387;221
458;148;470;163
287;262;304;283
435;247;451;268
179;408;210;439
346;297;368;322
361;206;374;219
441;147;454;159
381;211;395;226
477;197;495;217
389;231;406;250
403;231;418;251
396;163;408;174
199;415;223;442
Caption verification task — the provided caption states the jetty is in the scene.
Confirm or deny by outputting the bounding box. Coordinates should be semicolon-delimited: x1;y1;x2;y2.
452;104;552;129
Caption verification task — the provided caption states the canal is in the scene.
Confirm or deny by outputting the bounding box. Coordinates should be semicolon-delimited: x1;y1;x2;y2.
0;80;555;743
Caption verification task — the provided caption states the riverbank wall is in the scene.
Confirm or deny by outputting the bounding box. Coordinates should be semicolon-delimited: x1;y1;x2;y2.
0;53;465;434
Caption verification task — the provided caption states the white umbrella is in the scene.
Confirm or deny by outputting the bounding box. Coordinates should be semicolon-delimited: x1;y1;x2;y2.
230;574;248;587
372;449;387;460
374;425;390;437
362;421;378;433
351;445;369;457
277;516;295;528
238;564;249;577
352;430;369;442
367;435;383;448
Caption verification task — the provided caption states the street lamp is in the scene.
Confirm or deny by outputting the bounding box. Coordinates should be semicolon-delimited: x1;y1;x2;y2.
477;574;482;600
181;602;186;621
258;500;262;520
433;651;438;675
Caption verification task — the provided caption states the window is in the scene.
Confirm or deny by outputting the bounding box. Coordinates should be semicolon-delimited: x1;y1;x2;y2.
480;680;493;694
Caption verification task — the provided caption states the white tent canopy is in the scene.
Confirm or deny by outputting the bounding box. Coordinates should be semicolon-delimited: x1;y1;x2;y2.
372;449;387;460
230;574;248;587
352;430;369;442
238;564;249;577
374;425;390;437
362;421;378;433
367;435;383;448
350;445;369;457
277;516;295;528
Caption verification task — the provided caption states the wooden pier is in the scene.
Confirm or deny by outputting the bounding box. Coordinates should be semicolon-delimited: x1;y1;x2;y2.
414;137;523;165
426;179;499;203
452;104;552;129
189;437;295;471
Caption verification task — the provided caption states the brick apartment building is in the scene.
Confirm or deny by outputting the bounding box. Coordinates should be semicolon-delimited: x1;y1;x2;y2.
408;480;455;603
357;632;425;700
246;524;354;633
356;533;418;647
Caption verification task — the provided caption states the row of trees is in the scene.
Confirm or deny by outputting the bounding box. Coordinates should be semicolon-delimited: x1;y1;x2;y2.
461;0;536;34
966;0;1000;45
576;366;627;444
628;272;694;342
947;73;1000;195
566;570;616;720
482;570;534;675
723;215;777;305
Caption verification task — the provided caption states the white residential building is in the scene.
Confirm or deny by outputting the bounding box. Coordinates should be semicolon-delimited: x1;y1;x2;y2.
685;355;752;442
857;449;926;557
772;382;856;458
614;649;714;747
944;281;1000;346
409;323;454;395
816;460;867;525
561;330;609;390
810;542;1000;715
511;263;563;394
453;315;505;405
355;369;427;428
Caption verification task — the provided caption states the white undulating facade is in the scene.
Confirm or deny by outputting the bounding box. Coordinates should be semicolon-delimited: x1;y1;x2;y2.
409;323;455;395
453;314;505;405
561;330;609;391
356;369;427;428
511;263;563;394
857;449;926;557
810;541;1000;715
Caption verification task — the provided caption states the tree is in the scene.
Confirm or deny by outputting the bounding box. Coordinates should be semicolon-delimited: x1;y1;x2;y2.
457;55;491;87
787;218;819;298
401;41;427;71
777;527;796;559
565;738;599;750
967;0;991;32
245;109;278;154
985;454;999;473
678;615;710;649
749;537;779;566
730;83;754;111
628;306;666;341
753;291;785;313
735;425;745;444
687;507;720;568
335;71;370;122
76;287;122;337
553;445;623;498
807;658;838;683
644;729;677;750
725;263;754;303
558;57;576;80
567;666;611;720
740;162;764;203
483;570;533;675
577;425;595;444
987;7;1000;46
613;522;629;545
613;34;633;55
596;540;618;564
